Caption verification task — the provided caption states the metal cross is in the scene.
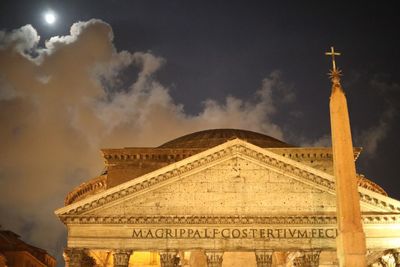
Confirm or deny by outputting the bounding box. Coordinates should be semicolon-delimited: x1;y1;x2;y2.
325;46;341;71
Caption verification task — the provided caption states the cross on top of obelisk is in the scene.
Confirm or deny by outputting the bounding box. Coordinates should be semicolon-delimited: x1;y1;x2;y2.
325;46;342;84
325;46;341;71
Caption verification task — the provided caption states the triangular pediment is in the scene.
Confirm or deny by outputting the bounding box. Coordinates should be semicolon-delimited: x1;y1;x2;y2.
55;139;400;220
83;156;338;217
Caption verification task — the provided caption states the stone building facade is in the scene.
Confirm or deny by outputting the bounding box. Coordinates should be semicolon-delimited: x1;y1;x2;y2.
0;229;56;267
56;129;400;267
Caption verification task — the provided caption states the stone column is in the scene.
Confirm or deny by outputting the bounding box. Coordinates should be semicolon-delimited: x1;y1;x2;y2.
255;250;273;267
393;249;400;267
63;248;84;267
205;251;224;267
113;250;133;267
159;250;178;267
304;250;321;267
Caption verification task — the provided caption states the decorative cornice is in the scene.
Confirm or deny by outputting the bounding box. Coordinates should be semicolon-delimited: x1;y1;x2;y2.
58;214;400;225
65;175;107;205
55;139;400;217
102;148;204;165
359;191;398;211
357;175;387;196
362;214;400;224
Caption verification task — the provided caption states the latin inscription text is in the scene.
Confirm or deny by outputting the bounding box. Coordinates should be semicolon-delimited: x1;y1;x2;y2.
131;227;337;239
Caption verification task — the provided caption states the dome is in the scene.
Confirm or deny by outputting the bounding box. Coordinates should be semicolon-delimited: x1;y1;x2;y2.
158;128;292;148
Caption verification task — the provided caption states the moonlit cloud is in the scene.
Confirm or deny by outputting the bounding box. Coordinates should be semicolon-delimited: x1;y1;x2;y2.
0;24;40;54
0;19;296;264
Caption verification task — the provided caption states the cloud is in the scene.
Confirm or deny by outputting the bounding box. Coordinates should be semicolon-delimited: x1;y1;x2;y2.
0;24;40;55
0;20;295;265
358;107;395;155
0;76;20;100
356;78;399;156
301;134;331;147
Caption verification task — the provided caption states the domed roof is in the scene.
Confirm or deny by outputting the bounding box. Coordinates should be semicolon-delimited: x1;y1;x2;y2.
158;128;292;149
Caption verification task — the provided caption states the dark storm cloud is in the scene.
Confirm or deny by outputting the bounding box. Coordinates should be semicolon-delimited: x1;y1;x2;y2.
0;20;296;261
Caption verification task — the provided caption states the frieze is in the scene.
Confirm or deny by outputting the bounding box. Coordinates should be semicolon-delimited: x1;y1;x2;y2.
59;214;400;225
129;226;334;240
58;141;400;217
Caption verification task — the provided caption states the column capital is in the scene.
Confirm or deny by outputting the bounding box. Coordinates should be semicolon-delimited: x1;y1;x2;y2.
293;255;305;267
392;249;400;266
113;250;133;267
255;250;273;267
159;250;178;267
63;248;84;267
63;248;95;267
379;256;389;267
303;250;321;267
205;250;224;267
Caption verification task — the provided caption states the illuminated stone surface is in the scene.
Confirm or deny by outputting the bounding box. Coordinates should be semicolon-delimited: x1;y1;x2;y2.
56;129;400;266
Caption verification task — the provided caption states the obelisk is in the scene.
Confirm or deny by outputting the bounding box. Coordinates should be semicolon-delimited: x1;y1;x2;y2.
326;47;367;266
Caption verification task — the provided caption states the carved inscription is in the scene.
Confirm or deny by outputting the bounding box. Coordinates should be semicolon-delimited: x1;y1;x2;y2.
131;227;337;239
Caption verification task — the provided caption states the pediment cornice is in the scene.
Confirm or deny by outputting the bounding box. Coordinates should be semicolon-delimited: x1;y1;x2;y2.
59;214;400;226
55;139;400;217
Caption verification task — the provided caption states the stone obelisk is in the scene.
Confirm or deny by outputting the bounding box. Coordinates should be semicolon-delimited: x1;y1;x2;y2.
326;47;367;266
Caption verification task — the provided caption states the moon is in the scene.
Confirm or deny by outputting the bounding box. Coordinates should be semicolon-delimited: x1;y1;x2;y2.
44;11;56;24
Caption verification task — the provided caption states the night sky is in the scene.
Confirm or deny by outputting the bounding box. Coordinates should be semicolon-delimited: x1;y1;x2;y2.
0;1;399;265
